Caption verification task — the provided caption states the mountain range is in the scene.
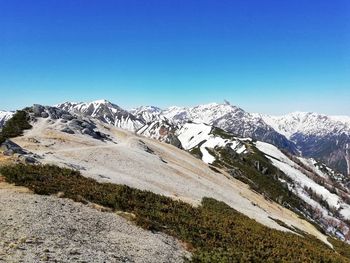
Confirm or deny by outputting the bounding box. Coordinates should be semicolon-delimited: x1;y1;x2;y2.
49;99;350;176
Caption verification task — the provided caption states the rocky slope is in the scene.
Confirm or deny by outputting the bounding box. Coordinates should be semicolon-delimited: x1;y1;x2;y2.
0;179;188;263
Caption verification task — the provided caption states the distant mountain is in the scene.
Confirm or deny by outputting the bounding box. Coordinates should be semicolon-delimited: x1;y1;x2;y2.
56;100;144;132
130;106;162;124
0;111;14;128
137;119;182;148
160;103;298;154
260;112;350;176
56;99;350;175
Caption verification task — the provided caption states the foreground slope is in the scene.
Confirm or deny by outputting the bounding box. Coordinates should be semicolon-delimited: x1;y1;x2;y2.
2;164;349;262
0;178;187;263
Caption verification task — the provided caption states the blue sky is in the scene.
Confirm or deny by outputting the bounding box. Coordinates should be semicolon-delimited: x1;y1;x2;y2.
0;0;349;115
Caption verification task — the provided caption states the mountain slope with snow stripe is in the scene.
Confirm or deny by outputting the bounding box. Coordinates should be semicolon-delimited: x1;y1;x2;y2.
0;111;14;128
177;122;247;164
57;100;144;132
256;141;350;225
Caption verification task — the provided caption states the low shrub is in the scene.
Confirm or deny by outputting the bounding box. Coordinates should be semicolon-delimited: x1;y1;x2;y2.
1;163;350;262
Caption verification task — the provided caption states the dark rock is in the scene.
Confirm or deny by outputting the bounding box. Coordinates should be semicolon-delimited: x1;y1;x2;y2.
82;128;92;135
3;149;14;156
24;156;37;164
61;128;75;134
0;139;27;155
69;124;83;131
61;114;74;121
41;112;49;118
81;121;96;130
165;134;183;149
33;104;45;117
70;119;82;126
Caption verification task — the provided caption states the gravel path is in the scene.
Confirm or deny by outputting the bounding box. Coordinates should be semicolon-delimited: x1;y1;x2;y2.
0;187;189;263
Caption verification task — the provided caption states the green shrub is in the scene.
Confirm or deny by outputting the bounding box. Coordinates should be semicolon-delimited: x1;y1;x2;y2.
1;163;350;262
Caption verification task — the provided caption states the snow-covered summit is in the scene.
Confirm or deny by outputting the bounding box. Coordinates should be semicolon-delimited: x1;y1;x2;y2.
161;102;245;125
258;111;350;176
260;112;350;139
130;106;163;123
56;100;144;132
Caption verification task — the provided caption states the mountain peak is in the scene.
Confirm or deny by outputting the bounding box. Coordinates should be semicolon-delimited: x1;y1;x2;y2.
91;99;112;104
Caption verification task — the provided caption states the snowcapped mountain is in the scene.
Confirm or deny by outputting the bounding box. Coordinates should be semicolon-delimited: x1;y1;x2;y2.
0;111;14;128
260;112;350;176
137;119;182;148
260;112;350;138
130;106;162;123
56;100;144;132
161;102;298;154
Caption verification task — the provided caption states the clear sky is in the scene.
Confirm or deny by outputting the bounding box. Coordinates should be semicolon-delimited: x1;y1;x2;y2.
0;0;349;115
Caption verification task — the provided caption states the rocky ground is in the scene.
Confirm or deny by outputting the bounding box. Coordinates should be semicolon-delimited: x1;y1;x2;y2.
0;180;189;263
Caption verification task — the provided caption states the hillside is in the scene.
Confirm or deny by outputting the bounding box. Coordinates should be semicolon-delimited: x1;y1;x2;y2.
1;104;350;262
175;122;350;240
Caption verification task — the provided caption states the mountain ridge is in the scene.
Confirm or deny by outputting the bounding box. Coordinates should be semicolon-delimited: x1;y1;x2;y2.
53;99;350;175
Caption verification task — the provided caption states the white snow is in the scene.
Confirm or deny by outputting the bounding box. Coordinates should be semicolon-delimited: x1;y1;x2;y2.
255;141;295;166
256;141;350;219
259;112;350;138
178;122;247;164
297;157;330;179
177;123;212;150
